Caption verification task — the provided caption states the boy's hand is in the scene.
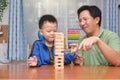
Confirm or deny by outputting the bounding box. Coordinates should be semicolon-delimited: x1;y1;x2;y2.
73;54;83;65
69;43;79;55
28;56;37;67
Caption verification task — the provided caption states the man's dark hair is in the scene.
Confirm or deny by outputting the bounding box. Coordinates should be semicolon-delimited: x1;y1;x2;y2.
38;14;58;29
77;5;101;26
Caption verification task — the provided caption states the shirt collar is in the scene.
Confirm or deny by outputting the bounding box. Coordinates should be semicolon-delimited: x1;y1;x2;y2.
41;38;54;48
84;27;104;38
97;27;104;38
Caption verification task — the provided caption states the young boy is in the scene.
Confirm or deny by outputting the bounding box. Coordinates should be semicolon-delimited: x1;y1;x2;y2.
28;14;77;67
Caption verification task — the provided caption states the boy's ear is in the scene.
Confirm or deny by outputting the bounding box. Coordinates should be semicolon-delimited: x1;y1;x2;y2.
39;29;43;35
38;30;44;40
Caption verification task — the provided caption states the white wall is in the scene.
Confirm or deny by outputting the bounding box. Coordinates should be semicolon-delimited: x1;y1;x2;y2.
1;0;120;44
24;0;103;45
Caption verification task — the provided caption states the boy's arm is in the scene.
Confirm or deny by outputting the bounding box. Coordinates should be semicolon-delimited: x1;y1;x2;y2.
28;56;37;66
64;43;83;65
64;50;77;64
29;42;42;67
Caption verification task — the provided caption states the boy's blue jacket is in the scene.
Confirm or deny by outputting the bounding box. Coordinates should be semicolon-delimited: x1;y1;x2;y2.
29;38;77;66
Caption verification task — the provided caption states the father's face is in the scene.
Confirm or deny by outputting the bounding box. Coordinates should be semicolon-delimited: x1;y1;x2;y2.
78;10;99;36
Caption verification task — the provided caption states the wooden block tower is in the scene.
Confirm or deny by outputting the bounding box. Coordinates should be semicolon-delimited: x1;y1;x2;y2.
54;32;64;69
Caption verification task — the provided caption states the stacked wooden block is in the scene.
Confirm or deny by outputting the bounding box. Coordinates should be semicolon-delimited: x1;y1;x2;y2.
54;32;64;69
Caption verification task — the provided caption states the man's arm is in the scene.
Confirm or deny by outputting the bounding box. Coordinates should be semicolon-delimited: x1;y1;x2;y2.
79;36;120;66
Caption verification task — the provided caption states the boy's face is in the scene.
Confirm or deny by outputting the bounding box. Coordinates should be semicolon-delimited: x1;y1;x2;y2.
40;21;57;44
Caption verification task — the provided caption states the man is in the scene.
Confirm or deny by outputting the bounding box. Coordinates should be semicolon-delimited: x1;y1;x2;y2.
72;5;120;66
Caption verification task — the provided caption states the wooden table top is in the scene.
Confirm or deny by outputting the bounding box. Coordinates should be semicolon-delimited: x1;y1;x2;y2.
0;61;120;80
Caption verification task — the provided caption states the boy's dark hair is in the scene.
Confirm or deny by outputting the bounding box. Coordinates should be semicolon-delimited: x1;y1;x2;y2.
77;5;101;26
39;14;58;29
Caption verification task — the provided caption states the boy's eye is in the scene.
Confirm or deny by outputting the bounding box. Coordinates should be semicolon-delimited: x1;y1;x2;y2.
84;18;88;21
79;19;81;23
47;30;50;32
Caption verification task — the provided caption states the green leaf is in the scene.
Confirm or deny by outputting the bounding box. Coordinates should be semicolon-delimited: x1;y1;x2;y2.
0;0;8;22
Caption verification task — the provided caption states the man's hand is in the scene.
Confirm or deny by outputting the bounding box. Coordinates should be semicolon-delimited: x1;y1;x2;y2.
79;36;100;52
28;56;37;67
73;54;83;65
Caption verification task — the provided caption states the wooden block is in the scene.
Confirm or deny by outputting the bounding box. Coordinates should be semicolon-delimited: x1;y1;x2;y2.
54;43;64;46
54;53;64;69
55;32;64;37
55;50;64;53
55;39;64;41
54;32;64;69
54;47;64;50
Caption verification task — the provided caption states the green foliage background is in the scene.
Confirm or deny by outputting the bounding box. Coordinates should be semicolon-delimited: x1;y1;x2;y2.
0;0;8;22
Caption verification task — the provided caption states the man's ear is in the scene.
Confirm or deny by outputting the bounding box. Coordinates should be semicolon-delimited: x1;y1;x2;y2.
95;17;100;24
